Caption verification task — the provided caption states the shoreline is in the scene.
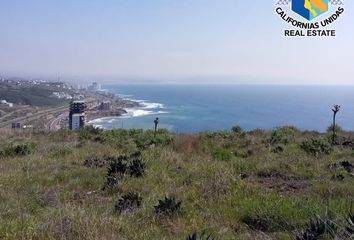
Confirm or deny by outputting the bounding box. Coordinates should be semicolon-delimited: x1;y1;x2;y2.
87;88;167;129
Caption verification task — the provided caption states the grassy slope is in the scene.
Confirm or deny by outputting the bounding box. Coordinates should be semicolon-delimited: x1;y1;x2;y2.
0;83;71;107
0;127;353;240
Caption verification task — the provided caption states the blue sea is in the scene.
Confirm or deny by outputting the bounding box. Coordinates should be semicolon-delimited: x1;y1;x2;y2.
89;84;354;133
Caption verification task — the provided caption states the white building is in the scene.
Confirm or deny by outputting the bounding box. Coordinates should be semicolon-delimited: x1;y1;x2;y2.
0;100;13;108
71;113;85;131
88;82;101;91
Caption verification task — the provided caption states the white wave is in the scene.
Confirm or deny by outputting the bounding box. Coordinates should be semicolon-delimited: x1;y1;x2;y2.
119;109;153;118
118;108;168;119
89;118;103;123
142;102;164;109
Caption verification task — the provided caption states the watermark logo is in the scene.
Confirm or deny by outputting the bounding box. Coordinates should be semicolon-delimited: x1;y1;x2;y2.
275;0;344;37
292;0;328;20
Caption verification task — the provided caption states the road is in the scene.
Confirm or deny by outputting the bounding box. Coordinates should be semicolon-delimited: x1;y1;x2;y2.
47;111;69;131
0;99;105;131
0;105;68;128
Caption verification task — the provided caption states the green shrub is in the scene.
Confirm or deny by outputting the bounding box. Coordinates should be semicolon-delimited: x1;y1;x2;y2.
154;196;182;216
0;143;36;157
89;129;173;149
49;145;72;158
300;138;333;157
114;192;142;214
326;124;343;134
272;144;285;153
269;126;298;145
211;148;233;161
232;125;243;134
231;125;246;138
135;129;173;148
78;126;103;141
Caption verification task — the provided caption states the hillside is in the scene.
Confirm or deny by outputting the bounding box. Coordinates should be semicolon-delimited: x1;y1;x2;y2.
0;127;354;239
0;81;73;107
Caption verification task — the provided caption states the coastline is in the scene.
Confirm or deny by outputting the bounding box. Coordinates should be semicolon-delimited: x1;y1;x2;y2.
86;85;354;133
87;89;167;129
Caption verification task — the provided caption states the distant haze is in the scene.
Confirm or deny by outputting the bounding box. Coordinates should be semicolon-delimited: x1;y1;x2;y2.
0;0;353;85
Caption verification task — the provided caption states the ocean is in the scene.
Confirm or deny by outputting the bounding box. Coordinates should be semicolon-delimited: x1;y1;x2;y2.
89;84;354;133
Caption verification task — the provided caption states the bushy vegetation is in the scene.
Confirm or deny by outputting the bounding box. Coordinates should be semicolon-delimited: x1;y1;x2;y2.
231;125;246;138
268;126;298;145
300;138;333;157
1;127;354;239
79;127;173;150
327;124;343;134
0;142;36;157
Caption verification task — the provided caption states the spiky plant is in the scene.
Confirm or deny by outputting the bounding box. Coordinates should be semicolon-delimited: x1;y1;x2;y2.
331;105;340;145
296;216;336;240
154;117;159;136
114;192;142;214
186;231;217;240
346;213;354;235
107;156;128;176
154;196;182;216
129;158;146;177
104;156;128;189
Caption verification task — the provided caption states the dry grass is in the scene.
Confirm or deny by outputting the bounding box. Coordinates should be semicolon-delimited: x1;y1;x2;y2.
0;128;354;239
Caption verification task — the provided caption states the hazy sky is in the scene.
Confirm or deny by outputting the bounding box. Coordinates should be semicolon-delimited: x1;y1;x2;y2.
0;0;353;84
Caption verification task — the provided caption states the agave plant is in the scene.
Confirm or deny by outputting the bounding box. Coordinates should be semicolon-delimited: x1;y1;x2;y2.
114;192;142;213
104;156;128;189
129;158;146;177
296;216;336;240
346;213;354;235
107;156;128;176
186;231;217;240
331;105;340;145
154;196;182;216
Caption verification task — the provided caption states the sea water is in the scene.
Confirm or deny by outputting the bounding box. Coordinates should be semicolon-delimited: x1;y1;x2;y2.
89;84;354;133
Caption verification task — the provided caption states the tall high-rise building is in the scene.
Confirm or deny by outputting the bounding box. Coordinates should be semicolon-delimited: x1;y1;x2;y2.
88;82;101;91
69;101;86;130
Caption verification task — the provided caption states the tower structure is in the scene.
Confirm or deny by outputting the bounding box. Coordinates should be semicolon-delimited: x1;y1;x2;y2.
69;100;86;130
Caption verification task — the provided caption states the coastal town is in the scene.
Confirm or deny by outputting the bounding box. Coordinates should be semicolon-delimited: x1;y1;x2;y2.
0;77;140;131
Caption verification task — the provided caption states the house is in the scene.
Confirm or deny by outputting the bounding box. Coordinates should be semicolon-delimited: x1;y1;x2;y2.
0;100;14;108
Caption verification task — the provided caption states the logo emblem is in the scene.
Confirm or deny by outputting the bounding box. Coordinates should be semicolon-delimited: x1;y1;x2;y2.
292;0;329;20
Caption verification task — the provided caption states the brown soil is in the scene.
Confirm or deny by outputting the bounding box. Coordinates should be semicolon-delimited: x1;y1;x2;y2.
245;171;309;194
